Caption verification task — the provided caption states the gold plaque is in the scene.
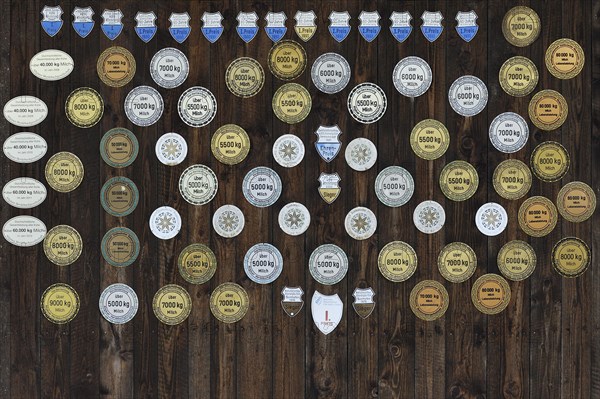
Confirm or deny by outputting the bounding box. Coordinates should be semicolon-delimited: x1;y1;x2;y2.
530;141;570;182
45;151;84;192
545;38;585;80
492;159;532;200
377;241;417;282
528;90;568;131
502;6;541;47
272;83;312;124
152;284;192;325
41;283;80;324
267;40;307;81
96;46;136;87
437;242;477;283
210;282;249;323
439;160;479;201
471;274;511;314
552;237;591;278
499;56;539;97
497;240;536;281
210;124;250;165
409;280;449;321
518;196;558;237
410;119;450;160
65;87;104;128
556;181;596;223
225;57;265;98
178;244;217;284
43;224;83;266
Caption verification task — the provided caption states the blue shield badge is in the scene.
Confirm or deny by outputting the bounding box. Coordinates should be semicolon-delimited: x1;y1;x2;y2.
315;125;342;163
135;11;157;43
421;11;443;42
265;11;287;42
169;12;191;43
41;6;63;37
201;11;224;43
329;11;351;43
101;9;123;40
237;11;259;43
389;11;412;43
358;11;380;42
455;11;478;42
72;7;94;38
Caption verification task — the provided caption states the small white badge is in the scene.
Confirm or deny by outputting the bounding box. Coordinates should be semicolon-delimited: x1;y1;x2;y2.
281;286;304;317
476;202;508;237
312;291;343;335
315;125;342;162
149;206;181;240
413;200;446;234
345;137;377;171
294;10;317;41
358;11;381;42
99;283;139;324
101;9;124;40
134;11;157;42
448;75;489;117
421;11;443;42
489;112;529;154
41;5;63;37
345;207;377;240
390;11;412;42
353;287;375;319
72;6;94;38
169;12;191;43
265;11;287;42
278;202;310;236
236;11;259;43
329;11;351;42
201;12;224;43
213;205;245;238
155;132;187;166
273;134;305;168
455;11;478;42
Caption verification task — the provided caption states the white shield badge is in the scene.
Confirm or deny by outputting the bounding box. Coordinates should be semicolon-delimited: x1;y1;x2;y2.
311;291;343;335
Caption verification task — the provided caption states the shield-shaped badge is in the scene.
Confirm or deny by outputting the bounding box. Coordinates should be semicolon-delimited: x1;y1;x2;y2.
329;11;351;43
265;11;287;42
294;10;317;42
358;11;380;42
352;287;375;319
41;6;63;37
237;11;259;43
72;7;94;38
101;9;123;40
311;291;343;335
390;11;412;43
318;173;341;204
455;11;478;42
202;11;224;43
135;11;157;43
314;125;342;163
421;11;443;42
169;12;191;43
281;286;304;317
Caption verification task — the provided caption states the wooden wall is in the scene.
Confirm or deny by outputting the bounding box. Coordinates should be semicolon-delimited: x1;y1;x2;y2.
1;0;599;398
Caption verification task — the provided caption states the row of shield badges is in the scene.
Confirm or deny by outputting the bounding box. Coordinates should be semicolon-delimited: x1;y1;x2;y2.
282;287;376;335
43;6;480;43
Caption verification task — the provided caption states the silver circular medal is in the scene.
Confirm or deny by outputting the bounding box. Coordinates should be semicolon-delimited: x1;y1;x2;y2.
124;86;164;127
347;83;387;124
244;243;283;284
212;205;245;238
242;166;282;208
150;47;189;89
273;134;305;168
375;166;415;207
311;52;351;94
392;56;433;98
413;200;446;234
448;75;488;117
345;138;377;171
155;132;187;166
179;164;218;205
99;283;139;324
475;202;508;237
278;202;310;236
309;244;349;285
149;206;181;240
345;207;377;240
489;112;529;153
178;86;217;127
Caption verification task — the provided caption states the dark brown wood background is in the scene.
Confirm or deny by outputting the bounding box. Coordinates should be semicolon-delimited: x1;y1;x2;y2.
1;0;599;398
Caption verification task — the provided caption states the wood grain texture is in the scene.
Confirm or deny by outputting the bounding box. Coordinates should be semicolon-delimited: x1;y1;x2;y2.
1;1;598;398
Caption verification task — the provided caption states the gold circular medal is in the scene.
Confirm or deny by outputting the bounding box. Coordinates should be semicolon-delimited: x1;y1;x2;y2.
530;141;570;182
43;225;83;266
499;56;539;97
272;83;312;124
528;90;568;131
178;244;217;284
100;127;138;168
497;240;536;281
100;177;139;217
152;284;192;325
377;241;417;282
502;6;541;47
493;159;532;200
65;87;104;128
552;237;591;278
556;181;596;222
518;196;558;237
96;46;136;87
45;151;84;192
545;38;585;80
210;124;250;165
437;242;477;283
439;160;479;201
210;282;249;323
410;119;450;160
225;57;265;98
471;274;511;314
41;283;80;324
409;280;449;321
267;40;307;81
101;227;140;267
